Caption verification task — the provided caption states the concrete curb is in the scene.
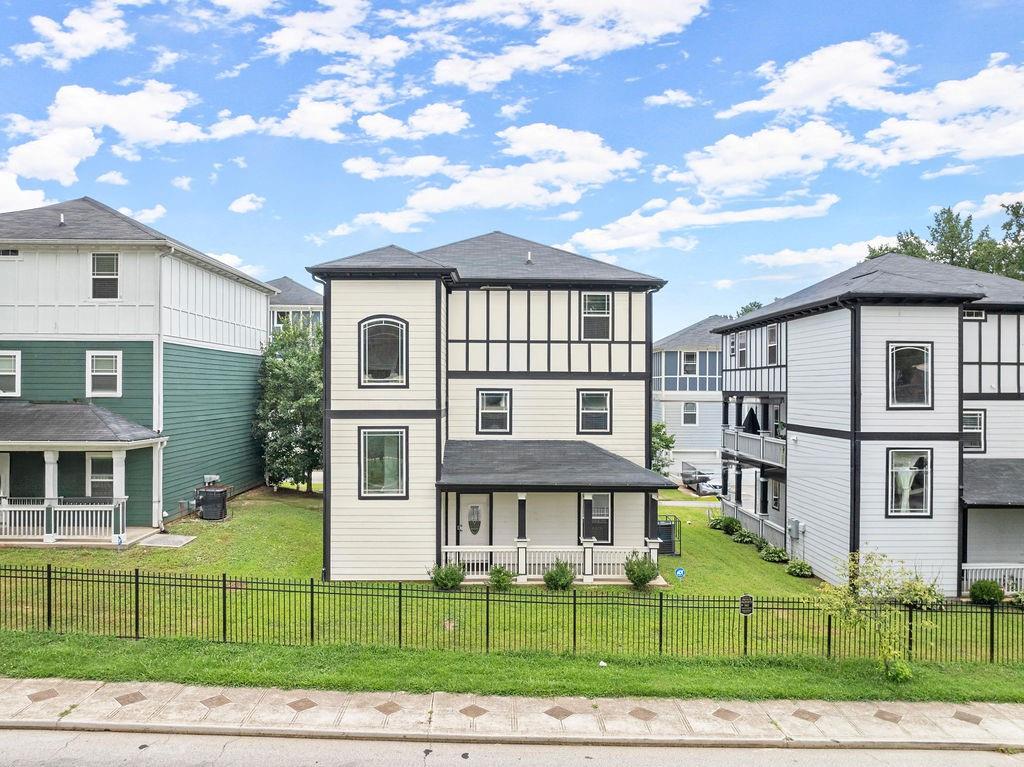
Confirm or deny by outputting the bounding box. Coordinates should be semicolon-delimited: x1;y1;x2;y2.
3;718;1023;752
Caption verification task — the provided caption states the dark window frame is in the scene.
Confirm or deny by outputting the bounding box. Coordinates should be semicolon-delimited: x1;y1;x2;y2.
578;491;614;545
357;426;409;500
476;388;513;434
576;388;612;434
884;446;934;519
962;408;986;453
886;341;934;410
358;314;409;389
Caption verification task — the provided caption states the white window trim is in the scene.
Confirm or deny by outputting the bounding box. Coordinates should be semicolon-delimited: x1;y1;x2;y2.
85;452;114;498
682;351;697;375
736;331;748;367
85;350;123;398
681;401;698;426
963;309;986;321
581;291;612;341
360;317;407;387
360;428;407;498
0;350;21;397
888;343;932;409
887;449;932;517
963;409;986;453
767;323;779;365
477;390;511;433
90;252;120;302
578;389;611;434
591;492;612;544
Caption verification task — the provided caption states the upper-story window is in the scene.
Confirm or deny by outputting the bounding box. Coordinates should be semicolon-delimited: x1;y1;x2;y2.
91;253;119;299
0;351;21;397
0;249;19;258
653;351;722;392
581;292;611;341
477;389;512;434
728;334;736;364
682;351;697;375
963;309;986;321
767;324;779;365
274;309;323;333
888;342;931;408
360;316;407;387
577;389;612;434
86;351;122;397
682;402;698;425
736;331;748;367
963;410;986;452
887;449;931;517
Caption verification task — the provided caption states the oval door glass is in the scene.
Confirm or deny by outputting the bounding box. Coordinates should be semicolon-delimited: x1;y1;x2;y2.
468;504;481;535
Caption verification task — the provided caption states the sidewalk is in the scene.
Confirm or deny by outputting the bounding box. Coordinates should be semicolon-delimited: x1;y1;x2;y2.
2;677;1024;751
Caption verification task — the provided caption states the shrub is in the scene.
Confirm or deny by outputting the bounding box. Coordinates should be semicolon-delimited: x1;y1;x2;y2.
543;559;575;590
749;534;769;551
1010;591;1024;611
759;545;790;563
707;515;726;530
731;528;758;544
624;551;659;589
786;559;813;577
897;577;945;611
719;517;743;536
489;565;514;592
885;657;913;684
429;563;465;591
969;579;1005;606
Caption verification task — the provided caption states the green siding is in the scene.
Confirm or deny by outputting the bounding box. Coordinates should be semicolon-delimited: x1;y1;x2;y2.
9;452;43;497
57;452;85;496
125;448;153;526
161;343;263;517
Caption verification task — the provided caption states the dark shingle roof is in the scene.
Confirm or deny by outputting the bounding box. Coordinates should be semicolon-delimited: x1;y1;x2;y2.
0;401;161;443
267;276;323;307
714;253;1024;332
0;197;275;293
439;439;675;490
309;231;665;286
963;459;1024;506
654;315;730;352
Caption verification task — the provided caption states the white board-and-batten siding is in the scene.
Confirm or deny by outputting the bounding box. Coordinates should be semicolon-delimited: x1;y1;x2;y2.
721;321;787;393
786;310;851;431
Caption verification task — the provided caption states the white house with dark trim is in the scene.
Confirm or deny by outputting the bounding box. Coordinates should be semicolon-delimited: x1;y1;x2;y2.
0;197;275;546
308;232;673;582
267;276;323;335
652;315;727;479
715;252;1024;596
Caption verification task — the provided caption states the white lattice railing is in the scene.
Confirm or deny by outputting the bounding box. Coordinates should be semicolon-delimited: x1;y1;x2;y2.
0;497;127;541
442;546;517;574
962;563;1024;594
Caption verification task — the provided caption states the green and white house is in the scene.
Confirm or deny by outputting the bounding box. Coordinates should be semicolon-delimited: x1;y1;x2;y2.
0;197;276;545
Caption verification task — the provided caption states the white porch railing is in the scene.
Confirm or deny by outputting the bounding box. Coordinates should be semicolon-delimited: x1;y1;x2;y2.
442;546;518;574
525;546;584;576
0;497;128;543
962;563;1024;594
722;427;786;467
442;543;657;581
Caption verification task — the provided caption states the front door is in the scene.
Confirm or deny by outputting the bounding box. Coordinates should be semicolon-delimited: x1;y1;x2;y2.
460;495;489;545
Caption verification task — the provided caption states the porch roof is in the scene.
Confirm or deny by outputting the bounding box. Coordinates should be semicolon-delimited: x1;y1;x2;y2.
963;459;1024;507
438;439;676;491
0;401;161;445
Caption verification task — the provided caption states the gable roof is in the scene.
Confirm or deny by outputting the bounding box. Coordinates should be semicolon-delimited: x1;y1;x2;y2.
267;276;323;307
309;231;665;287
0;197;275;294
713;253;1024;332
654;314;730;352
0;401;161;444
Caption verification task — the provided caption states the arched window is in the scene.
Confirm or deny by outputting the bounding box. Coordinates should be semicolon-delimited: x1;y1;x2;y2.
360;316;407;386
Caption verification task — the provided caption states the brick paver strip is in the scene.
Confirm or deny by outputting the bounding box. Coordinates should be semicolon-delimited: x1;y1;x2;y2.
874;709;902;724
200;695;231;709
459;705;488;719
115;692;146;707
544;705;573;721
792;708;821;723
713;707;741;722
953;710;983;725
629;707;657;722
375;702;401;716
27;689;59;703
287;698;317;712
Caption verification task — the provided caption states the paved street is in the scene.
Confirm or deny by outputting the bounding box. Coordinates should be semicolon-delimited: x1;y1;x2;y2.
2;730;1023;767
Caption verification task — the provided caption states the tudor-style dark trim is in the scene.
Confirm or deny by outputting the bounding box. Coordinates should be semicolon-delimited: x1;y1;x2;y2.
357;314;410;389
961;407;987;454
957;304;965;597
962;392;1024;400
885;340;935;411
850;304;861;554
577;387;612;435
455;492;461;545
435;279;443;566
331;409;442;419
357;425;410;501
884;446;935;519
787;421;962;442
439;483;671;493
488;491;494;546
475;387;513;434
645;291;653;469
449;370;647;380
319;277;332;580
308;268;457;279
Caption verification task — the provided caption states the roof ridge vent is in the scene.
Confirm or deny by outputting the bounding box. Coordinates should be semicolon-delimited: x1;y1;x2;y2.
526;250;533;265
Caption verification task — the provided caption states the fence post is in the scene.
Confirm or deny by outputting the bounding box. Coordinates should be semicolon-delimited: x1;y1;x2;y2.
133;568;140;640
826;614;833;659
572;590;577;655
309;578;315;645
742;613;749;656
658;591;664;655
485;586;491;654
989;604;996;663
45;564;52;632
906;605;914;662
397;582;403;649
220;573;227;643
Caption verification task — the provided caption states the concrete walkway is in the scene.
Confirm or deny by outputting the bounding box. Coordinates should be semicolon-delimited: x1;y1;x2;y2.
2;677;1024;751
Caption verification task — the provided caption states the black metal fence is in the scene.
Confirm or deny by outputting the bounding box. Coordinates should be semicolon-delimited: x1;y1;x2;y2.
3;564;1024;662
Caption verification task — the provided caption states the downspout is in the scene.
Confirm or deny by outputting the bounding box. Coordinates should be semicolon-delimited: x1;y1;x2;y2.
838;299;860;557
153;247;171;531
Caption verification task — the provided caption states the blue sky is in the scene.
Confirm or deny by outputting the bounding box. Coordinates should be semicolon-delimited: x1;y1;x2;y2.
1;0;1023;337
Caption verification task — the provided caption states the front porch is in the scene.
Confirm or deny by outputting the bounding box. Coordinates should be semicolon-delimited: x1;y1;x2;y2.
961;460;1024;595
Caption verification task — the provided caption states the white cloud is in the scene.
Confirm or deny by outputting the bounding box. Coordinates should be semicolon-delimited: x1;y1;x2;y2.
228;193;265;213
118;203;166;224
568;194;839;252
548;210;582;221
741;235;895;269
358;103;470;140
920;164;978;180
389;1;707;92
0;171;51;213
499;98;531;120
149;46;181;73
644;89;696;108
96;170;128;185
712;274;797;290
3;127;102;185
262;97;353;143
171;175;192;190
13;0;148;71
342;154;468;180
592;253;619;264
230;156;247;169
952;189;1024;218
207;251;266;277
350;209;430;234
215;62;249;79
211;0;277;17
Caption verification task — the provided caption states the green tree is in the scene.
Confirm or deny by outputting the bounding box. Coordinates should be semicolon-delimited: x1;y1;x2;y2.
736;300;763;317
253;321;323;493
650;421;675;475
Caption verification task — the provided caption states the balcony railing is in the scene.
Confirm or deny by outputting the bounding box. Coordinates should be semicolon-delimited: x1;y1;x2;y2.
721;497;787;550
722;427;786;467
0;497;128;543
962;563;1024;594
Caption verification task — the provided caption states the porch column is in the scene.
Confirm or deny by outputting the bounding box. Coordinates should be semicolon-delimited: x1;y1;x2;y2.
734;396;744;428
758;474;769;517
111;449;126;544
759;401;770;434
581;494;596;584
582;494;594;541
43;450;59;543
581;538;595;584
735;463;743;507
515;493;529;584
721;398;729;494
644;537;660;566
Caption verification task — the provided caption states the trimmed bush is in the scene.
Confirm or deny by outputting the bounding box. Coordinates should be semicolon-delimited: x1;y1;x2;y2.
428;563;465;591
624;551;659;589
749;534;769;551
786;559;813;578
719;517;743;536
759;545;790;563
969;579;1005;606
543;559;575;590
489;565;514;592
707;515;726;530
731;528;759;545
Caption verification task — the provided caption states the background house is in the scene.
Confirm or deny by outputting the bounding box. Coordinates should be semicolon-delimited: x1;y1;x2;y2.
0;197;275;544
267;276;323;335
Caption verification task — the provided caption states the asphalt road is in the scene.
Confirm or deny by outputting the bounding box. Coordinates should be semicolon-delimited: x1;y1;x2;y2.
1;730;1022;767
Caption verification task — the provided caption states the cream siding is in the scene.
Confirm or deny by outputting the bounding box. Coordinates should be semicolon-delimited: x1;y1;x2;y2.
787;310;850;431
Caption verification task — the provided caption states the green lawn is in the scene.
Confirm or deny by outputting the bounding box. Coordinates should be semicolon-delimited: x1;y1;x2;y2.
658;487;709;501
3;631;1024;702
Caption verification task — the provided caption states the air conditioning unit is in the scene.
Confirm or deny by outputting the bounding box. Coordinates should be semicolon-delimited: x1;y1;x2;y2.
203;474;220;486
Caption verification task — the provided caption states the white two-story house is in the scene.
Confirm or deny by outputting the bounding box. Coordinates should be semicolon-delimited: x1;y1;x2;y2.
652;315;727;480
308;232;673;582
715;252;1024;596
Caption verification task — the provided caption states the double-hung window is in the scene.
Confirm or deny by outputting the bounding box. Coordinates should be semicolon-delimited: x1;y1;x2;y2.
359;428;407;498
682;351;697;375
963;410;986;452
360;316;407;386
581;292;611;340
682;402;698;425
577;389;611;434
736;331;748;367
86;351;121;397
887;449;931;517
477;389;512;433
767;324;779;365
583;492;612;544
888;342;932;408
91;253;119;299
0;351;20;397
86;453;115;498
